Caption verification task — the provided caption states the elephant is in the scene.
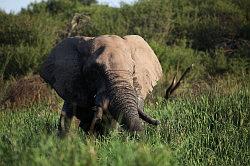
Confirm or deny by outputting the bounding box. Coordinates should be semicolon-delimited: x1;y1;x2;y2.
40;35;191;135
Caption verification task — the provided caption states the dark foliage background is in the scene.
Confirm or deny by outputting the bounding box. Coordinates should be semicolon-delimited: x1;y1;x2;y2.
0;0;249;80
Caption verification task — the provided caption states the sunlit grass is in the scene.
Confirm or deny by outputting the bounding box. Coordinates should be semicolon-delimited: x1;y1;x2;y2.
0;87;249;166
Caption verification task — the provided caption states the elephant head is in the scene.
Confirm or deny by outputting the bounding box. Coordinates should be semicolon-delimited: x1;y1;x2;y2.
40;35;163;132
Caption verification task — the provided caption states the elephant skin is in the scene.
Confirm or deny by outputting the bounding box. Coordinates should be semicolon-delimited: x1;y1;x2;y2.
40;35;163;134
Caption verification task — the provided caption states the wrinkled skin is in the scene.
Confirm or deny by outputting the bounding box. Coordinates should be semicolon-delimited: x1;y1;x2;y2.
40;35;163;135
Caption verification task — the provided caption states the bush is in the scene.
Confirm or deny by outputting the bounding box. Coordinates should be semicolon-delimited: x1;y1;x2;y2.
0;0;249;79
121;0;172;43
170;0;248;50
74;6;128;37
0;12;62;78
65;0;172;43
150;40;210;80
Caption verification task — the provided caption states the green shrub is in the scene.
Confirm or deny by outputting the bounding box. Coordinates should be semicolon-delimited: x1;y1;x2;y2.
68;0;172;42
170;0;248;50
150;40;210;80
76;6;128;37
206;48;250;76
0;12;62;78
0;13;37;46
1;0;249;79
121;0;172;43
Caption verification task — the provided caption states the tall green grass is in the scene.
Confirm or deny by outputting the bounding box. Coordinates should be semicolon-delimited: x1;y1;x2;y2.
0;87;249;166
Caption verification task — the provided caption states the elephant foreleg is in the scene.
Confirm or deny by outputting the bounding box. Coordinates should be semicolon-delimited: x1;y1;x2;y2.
58;101;74;137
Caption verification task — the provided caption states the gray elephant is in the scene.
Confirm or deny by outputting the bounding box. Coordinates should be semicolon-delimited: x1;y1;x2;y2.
40;35;191;135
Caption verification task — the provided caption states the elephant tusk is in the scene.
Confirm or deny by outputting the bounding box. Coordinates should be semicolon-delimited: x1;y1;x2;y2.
138;108;160;126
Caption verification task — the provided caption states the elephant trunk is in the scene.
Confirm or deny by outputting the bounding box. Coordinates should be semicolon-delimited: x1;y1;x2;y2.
104;71;143;131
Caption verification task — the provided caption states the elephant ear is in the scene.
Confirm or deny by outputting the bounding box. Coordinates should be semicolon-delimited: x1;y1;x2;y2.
40;37;93;104
123;35;163;99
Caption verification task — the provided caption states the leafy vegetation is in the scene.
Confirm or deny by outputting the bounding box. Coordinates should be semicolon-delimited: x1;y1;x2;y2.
0;80;249;165
0;0;249;78
0;0;249;165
